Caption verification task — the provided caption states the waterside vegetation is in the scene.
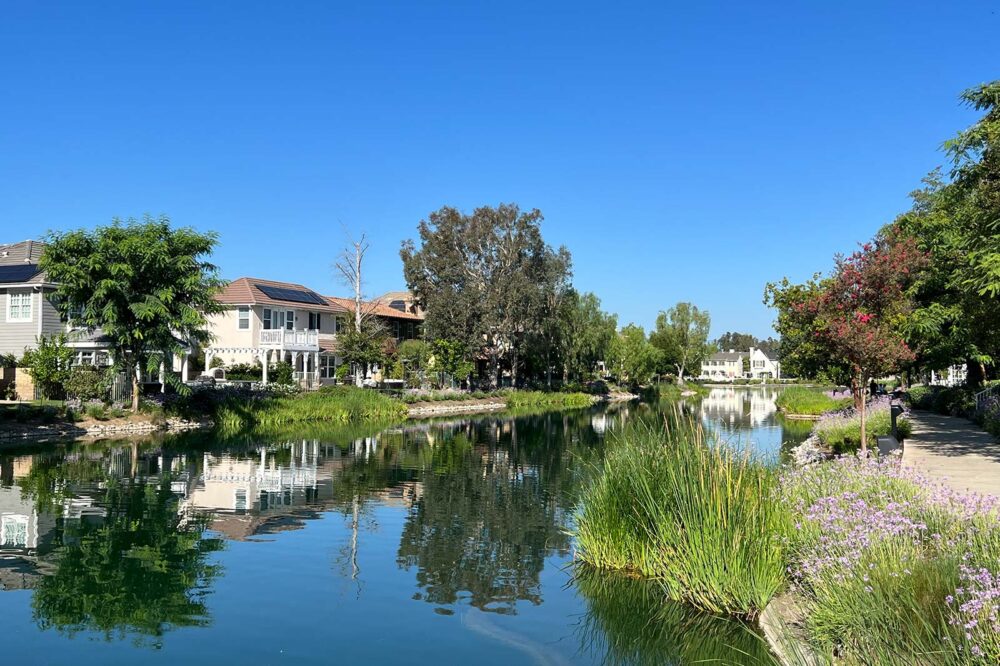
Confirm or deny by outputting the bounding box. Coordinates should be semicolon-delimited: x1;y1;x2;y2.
775;387;852;417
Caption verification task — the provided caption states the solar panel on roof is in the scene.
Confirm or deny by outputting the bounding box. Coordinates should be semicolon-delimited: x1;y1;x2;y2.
0;264;41;284
255;284;328;305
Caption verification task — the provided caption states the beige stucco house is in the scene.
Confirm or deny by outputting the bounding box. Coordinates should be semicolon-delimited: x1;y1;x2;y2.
204;277;424;386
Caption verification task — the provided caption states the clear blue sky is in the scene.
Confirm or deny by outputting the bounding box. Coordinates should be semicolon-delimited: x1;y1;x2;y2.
2;1;996;338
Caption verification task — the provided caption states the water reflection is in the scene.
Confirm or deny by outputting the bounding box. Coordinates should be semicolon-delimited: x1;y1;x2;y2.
575;570;774;665
0;398;783;664
698;386;809;458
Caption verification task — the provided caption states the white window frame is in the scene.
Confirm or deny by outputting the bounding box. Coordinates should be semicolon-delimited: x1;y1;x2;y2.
238;306;250;330
285;310;295;331
1;514;28;547
7;290;32;322
263;308;272;330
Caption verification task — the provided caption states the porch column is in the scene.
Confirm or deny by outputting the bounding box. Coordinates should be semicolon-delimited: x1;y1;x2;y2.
291;352;300;378
205;350;214;371
261;350;269;385
313;352;320;384
159;359;166;393
181;353;190;383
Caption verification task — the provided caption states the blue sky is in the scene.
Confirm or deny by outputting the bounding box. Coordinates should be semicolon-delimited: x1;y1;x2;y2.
1;1;996;338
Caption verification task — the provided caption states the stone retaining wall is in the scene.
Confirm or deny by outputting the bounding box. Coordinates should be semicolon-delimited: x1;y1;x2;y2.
0;417;210;443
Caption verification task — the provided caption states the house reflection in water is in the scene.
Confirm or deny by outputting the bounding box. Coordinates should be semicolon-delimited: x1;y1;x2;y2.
180;438;423;541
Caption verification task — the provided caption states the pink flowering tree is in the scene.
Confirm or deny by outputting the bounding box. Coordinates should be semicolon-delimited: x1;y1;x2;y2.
805;235;927;454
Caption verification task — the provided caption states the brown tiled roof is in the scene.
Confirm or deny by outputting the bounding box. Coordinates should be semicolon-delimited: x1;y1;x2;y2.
324;295;424;321
216;277;346;313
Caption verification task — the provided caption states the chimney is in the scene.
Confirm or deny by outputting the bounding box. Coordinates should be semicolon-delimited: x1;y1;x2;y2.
729;349;735;354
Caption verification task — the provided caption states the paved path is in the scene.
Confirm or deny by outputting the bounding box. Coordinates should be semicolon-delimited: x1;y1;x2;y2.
903;411;1000;497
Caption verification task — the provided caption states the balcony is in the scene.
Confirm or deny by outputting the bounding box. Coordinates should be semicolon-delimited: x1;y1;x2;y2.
259;329;319;351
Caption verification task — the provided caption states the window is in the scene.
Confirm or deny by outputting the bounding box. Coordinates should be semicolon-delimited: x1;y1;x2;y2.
238;306;250;330
7;290;32;322
308;312;321;330
234;489;247;513
1;515;28;547
263;308;272;330
335;316;346;334
267;309;287;330
321;355;338;378
285;310;295;331
392;320;400;339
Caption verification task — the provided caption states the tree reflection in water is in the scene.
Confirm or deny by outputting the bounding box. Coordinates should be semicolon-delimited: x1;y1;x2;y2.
394;410;600;614
574;570;777;666
12;444;223;644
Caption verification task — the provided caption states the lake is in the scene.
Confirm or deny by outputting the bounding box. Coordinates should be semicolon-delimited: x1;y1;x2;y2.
0;387;807;665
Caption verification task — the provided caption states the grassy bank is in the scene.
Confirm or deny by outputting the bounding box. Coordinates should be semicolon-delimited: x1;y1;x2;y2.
574;412;787;618
213;386;407;431
813;396;912;452
504;390;594;410
775;387;851;416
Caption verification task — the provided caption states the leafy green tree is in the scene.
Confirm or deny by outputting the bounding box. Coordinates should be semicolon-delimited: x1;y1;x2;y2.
401;204;572;387
20;334;75;400
714;331;756;353
764;276;849;382
649;303;712;385
40;216;224;411
608;324;659;385
337;316;389;382
557;291;618;384
429;338;474;387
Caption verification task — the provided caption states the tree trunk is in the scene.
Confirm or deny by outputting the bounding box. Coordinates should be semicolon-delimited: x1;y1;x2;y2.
131;363;141;413
675;364;685;386
967;359;986;389
859;389;868;457
511;348;518;389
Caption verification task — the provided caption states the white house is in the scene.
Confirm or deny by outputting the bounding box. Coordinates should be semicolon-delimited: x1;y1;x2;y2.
747;347;781;380
700;350;746;381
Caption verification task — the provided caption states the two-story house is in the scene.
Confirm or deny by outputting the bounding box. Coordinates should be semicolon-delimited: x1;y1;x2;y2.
699;350;746;381
0;240;112;368
747;347;781;380
204;278;424;386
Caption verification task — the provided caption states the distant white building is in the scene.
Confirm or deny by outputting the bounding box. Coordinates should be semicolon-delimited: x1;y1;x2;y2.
700;347;781;381
748;347;781;380
699;350;745;381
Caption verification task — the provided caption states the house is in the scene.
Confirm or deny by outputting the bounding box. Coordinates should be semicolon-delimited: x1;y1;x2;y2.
0;240;111;367
203;278;424;386
699;350;746;381
748;347;781;380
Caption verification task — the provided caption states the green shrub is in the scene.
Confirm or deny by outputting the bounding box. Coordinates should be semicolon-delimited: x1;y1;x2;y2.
226;362;261;381
775;387;851;416
575;412;787;618
271;361;295;385
85;403;110;420
64;366;110;402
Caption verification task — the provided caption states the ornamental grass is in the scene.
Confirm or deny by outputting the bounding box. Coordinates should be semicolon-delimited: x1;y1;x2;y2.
574;411;787;618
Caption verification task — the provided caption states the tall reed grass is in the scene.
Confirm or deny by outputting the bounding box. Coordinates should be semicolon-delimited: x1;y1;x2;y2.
505;391;594;410
574;410;787;618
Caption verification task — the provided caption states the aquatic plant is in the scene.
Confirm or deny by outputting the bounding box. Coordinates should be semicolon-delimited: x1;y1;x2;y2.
504;390;594;410
775;387;852;416
214;385;407;430
574;411;787;618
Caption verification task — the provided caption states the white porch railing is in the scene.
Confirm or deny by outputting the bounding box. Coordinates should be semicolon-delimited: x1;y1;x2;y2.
259;329;319;351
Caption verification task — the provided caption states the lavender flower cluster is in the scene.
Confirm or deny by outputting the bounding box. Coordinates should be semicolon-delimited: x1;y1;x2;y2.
781;455;1000;659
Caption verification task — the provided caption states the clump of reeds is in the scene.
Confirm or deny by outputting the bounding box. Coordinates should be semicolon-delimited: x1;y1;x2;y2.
574;409;787;618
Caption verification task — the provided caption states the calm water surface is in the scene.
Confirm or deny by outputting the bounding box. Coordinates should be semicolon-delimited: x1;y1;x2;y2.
0;387;804;665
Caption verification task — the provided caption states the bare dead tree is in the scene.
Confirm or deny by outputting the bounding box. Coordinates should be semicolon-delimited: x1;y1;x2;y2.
334;231;385;386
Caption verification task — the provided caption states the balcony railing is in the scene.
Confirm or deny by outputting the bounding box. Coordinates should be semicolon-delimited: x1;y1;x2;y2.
259;329;319;351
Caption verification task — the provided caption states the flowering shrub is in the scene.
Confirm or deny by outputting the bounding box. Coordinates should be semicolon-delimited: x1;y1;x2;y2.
813;396;911;452
780;456;1000;662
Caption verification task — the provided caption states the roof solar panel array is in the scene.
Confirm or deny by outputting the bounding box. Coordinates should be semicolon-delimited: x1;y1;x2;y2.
255;284;328;305
0;264;41;284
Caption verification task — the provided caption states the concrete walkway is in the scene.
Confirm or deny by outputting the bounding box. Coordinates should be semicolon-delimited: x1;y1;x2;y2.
903;411;1000;497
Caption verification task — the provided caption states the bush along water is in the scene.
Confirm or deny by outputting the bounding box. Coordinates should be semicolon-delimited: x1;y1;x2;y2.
574;411;788;618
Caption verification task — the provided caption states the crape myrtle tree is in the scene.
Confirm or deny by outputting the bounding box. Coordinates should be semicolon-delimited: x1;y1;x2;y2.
801;235;927;454
40;217;225;411
400;204;572;388
649;302;712;385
